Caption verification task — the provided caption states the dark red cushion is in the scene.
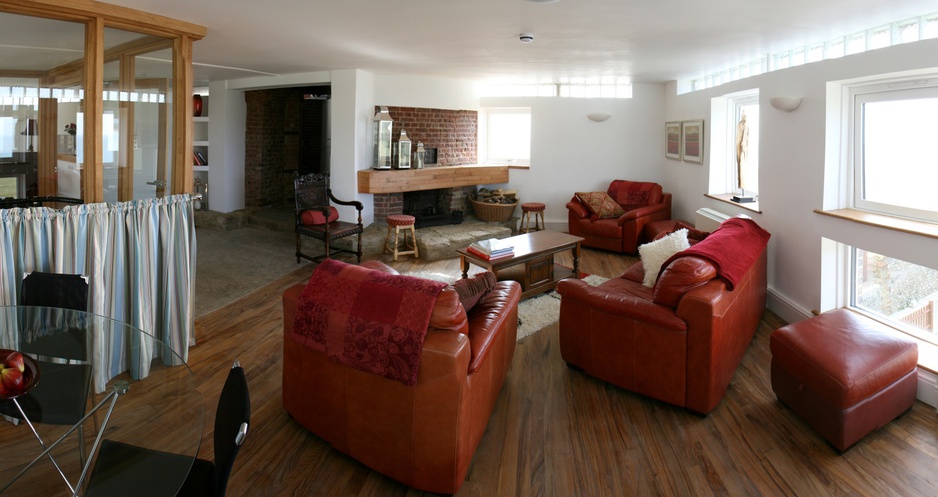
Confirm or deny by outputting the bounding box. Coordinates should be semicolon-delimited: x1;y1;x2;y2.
451;271;497;312
607;180;662;209
653;256;717;308
301;207;339;226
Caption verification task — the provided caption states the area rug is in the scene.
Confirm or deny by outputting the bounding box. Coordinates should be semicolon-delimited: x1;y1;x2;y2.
405;271;609;341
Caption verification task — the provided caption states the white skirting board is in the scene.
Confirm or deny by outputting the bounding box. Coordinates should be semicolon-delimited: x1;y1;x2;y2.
918;368;938;410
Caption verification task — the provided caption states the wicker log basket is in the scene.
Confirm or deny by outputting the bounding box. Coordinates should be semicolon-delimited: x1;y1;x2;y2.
470;188;518;222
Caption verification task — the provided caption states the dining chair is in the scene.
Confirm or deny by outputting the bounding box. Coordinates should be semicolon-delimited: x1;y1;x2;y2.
294;171;364;264
84;361;251;497
0;272;93;453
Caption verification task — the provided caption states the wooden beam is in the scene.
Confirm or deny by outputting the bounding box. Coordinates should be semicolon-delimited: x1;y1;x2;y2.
358;166;510;194
117;54;134;201
37;98;58;196
81;16;103;203
171;34;194;195
0;0;206;39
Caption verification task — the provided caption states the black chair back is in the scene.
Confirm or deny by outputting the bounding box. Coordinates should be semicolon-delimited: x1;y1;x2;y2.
21;271;88;311
212;363;250;497
293;172;331;214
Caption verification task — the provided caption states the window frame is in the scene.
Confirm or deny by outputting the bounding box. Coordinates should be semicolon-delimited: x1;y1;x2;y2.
849;79;938;222
479;107;531;166
707;88;760;210
849;245;938;346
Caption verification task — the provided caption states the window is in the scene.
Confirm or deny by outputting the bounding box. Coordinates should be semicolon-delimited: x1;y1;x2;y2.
850;81;938;222
480;108;530;165
708;89;759;201
853;247;938;345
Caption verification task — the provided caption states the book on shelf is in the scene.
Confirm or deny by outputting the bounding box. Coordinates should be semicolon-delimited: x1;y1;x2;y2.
469;238;514;256
192;151;203;166
194;150;208;165
467;246;514;261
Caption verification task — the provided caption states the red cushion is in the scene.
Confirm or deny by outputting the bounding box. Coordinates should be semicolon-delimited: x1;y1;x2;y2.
451;271;497;312
652;257;717;308
607;180;662;209
301;207;339;226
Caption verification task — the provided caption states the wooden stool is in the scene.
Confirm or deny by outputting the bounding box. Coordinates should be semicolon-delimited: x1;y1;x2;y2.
385;214;418;261
520;202;545;233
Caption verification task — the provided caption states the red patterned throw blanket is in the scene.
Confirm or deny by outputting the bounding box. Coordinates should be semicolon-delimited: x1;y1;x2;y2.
292;259;447;386
659;217;770;291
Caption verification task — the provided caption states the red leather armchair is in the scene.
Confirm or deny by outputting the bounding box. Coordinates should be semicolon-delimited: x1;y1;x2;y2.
566;180;672;254
282;261;521;494
556;219;769;415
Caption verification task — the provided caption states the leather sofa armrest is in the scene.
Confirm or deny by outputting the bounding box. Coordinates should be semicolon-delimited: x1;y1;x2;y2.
557;279;686;331
566;198;591;219
417;329;471;383
465;280;521;373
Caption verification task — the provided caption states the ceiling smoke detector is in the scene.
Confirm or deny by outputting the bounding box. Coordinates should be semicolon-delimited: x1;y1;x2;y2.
519;33;534;43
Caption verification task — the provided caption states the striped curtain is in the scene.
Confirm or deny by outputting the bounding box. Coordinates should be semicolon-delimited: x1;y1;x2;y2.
0;194;197;391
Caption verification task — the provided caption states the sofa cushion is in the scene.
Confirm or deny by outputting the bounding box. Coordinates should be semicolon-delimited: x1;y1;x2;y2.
451;271;497;312
300;206;339;225
653;256;717;308
638;228;689;288
360;260;469;334
575;191;625;218
607;180;662;211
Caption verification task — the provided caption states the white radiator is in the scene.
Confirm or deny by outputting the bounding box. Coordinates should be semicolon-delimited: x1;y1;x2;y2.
695;208;731;232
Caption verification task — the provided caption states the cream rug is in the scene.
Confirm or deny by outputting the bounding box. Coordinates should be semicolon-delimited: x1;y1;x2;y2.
406;271;609;341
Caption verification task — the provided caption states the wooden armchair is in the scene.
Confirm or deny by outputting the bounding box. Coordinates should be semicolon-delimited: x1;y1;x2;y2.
294;172;363;264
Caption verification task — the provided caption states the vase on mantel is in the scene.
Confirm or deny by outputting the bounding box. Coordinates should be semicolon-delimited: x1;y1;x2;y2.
193;94;203;117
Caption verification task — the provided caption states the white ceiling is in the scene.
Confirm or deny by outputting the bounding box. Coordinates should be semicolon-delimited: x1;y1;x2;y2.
9;0;938;87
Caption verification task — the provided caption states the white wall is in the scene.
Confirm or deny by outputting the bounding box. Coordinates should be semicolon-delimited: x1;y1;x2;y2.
481;83;666;230
375;75;481;110
662;37;938;323
206;80;246;213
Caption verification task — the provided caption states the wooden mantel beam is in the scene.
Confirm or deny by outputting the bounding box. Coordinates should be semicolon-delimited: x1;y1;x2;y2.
358;165;509;194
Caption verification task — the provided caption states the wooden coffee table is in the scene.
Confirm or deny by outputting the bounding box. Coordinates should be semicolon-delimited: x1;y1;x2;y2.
457;230;584;300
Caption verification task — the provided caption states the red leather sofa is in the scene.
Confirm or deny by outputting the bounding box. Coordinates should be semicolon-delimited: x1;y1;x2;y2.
566;180;672;254
557;218;769;415
282;261;521;494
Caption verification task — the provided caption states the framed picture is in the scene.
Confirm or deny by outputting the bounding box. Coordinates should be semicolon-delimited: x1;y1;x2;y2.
682;120;704;164
665;122;682;160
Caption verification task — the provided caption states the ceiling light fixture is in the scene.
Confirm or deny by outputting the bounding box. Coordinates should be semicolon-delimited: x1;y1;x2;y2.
519;33;534;43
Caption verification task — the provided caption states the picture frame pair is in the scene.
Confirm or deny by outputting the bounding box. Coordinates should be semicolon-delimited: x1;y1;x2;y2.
665;120;704;163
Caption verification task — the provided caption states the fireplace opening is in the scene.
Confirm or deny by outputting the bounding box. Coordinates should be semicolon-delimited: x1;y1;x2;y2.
403;189;464;228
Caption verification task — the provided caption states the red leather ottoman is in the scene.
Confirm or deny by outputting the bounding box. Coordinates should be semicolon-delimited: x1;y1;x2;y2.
770;308;918;452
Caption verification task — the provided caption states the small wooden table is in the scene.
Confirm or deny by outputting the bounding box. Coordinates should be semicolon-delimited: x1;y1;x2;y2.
457;230;584;300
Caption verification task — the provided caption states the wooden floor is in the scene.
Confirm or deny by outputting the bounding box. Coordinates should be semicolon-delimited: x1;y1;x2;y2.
186;247;938;497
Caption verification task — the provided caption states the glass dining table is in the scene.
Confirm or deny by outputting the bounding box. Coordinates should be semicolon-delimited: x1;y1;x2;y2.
0;306;203;497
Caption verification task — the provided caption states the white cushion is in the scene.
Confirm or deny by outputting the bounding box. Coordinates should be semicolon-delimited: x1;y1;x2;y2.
638;229;690;288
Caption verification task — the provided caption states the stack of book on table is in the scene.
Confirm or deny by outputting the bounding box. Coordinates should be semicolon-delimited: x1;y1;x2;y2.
467;238;514;260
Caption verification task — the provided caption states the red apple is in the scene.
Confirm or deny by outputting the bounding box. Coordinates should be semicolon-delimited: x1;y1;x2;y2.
4;352;24;373
0;366;24;391
0;380;8;397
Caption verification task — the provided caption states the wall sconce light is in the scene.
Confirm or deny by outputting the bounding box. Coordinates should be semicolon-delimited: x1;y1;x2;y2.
769;96;803;112
587;113;611;122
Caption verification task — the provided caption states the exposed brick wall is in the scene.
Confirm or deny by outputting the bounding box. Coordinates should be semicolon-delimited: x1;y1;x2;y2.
374;193;403;219
244;89;289;208
382;107;477;166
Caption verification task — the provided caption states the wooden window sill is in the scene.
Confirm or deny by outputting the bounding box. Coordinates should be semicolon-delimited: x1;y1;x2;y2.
705;193;762;214
814;208;938;240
